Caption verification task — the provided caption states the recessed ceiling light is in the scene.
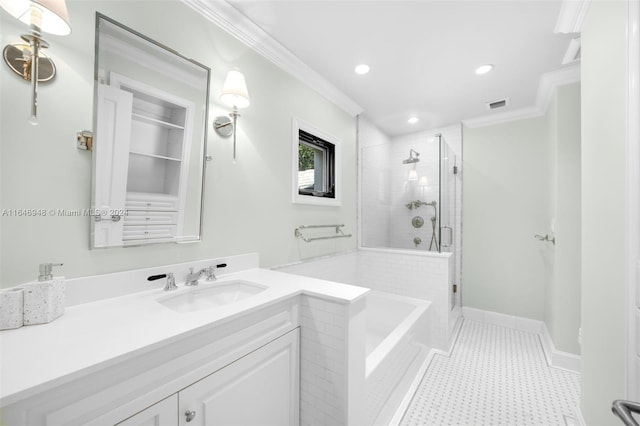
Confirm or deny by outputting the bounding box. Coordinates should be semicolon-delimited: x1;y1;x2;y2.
408;116;419;124
354;64;370;75
475;64;494;75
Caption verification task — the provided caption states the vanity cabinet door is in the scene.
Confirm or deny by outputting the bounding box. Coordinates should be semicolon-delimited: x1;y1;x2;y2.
115;394;178;426
178;329;299;426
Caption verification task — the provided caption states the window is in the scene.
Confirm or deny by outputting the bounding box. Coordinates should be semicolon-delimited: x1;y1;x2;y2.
292;118;341;206
298;130;335;198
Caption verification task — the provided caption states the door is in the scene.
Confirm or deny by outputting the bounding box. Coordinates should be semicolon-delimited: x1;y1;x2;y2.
179;329;299;426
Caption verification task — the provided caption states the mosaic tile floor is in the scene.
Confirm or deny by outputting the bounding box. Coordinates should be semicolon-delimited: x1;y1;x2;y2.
400;319;580;426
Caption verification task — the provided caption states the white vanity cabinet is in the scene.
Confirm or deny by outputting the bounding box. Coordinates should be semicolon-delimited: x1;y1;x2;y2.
116;395;178;426
94;71;194;247
114;329;300;426
0;299;300;426
178;328;299;426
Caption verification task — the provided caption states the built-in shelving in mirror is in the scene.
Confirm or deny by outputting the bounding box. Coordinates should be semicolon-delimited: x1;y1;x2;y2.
92;13;210;248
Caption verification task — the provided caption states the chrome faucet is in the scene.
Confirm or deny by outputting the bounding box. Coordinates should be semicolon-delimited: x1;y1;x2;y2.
203;266;216;282
205;263;227;282
147;272;177;291
186;263;228;286
186;267;203;286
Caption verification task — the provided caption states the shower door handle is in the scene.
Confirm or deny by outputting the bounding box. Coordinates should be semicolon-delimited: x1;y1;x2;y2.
441;226;453;248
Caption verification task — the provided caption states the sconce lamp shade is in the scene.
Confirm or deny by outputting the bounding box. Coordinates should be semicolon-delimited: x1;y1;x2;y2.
220;69;250;109
0;0;71;35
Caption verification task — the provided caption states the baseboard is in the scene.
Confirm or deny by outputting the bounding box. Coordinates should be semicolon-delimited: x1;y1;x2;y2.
462;307;581;373
540;322;582;373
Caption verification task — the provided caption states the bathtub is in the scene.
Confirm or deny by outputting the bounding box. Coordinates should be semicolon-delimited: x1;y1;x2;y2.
276;249;459;350
276;250;444;425
364;291;431;425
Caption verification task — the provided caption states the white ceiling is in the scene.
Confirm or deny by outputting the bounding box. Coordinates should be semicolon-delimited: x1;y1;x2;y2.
224;0;576;137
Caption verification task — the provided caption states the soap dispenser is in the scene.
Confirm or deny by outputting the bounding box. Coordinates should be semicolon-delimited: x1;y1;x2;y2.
22;263;66;325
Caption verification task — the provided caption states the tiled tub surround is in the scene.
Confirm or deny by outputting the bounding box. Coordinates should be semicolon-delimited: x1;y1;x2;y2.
0;254;368;426
363;292;431;425
277;248;460;350
276;248;457;425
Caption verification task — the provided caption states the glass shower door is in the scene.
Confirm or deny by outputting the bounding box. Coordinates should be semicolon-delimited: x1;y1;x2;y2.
439;136;457;309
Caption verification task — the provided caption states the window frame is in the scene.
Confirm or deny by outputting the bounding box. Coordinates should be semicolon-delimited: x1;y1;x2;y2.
291;117;341;206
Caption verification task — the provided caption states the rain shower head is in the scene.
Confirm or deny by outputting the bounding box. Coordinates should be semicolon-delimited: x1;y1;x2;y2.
402;149;420;164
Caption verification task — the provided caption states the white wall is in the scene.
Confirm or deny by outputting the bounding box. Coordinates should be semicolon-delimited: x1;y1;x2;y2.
0;1;357;287
462;83;581;354
580;1;628;423
462;116;550;320
358;118;391;248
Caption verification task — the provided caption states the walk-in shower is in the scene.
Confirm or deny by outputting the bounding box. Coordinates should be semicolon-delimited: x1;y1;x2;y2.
360;132;461;306
361;134;457;253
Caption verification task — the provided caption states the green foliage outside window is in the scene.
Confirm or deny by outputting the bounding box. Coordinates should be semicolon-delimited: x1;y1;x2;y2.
298;144;315;171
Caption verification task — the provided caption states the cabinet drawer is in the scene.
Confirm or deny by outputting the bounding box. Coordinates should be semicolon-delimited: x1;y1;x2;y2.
126;192;178;211
124;211;178;226
123;225;177;241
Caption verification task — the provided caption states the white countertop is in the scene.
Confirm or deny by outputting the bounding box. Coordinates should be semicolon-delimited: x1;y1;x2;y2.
0;267;368;407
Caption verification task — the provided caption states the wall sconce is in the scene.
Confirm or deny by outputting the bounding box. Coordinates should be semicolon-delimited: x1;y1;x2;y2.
213;69;250;161
0;0;71;125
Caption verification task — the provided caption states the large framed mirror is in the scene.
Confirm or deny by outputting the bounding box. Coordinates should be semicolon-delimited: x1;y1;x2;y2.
91;13;210;248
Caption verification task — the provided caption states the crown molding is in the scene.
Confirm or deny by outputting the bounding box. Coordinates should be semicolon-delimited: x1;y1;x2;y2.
555;0;591;34
536;64;581;111
462;106;543;129
181;0;363;117
463;64;580;128
561;37;581;65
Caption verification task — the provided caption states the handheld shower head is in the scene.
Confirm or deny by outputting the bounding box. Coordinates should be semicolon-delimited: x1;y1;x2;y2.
402;149;420;164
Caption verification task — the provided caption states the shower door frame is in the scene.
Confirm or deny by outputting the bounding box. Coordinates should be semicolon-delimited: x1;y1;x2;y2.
437;134;458;310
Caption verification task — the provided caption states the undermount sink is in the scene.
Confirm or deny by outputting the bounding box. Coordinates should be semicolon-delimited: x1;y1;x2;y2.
158;280;268;313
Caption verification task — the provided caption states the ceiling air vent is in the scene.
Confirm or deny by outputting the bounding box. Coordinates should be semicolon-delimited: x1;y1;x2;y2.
486;98;509;110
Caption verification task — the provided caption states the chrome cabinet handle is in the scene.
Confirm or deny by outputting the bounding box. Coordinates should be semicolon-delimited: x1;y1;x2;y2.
185;410;196;422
